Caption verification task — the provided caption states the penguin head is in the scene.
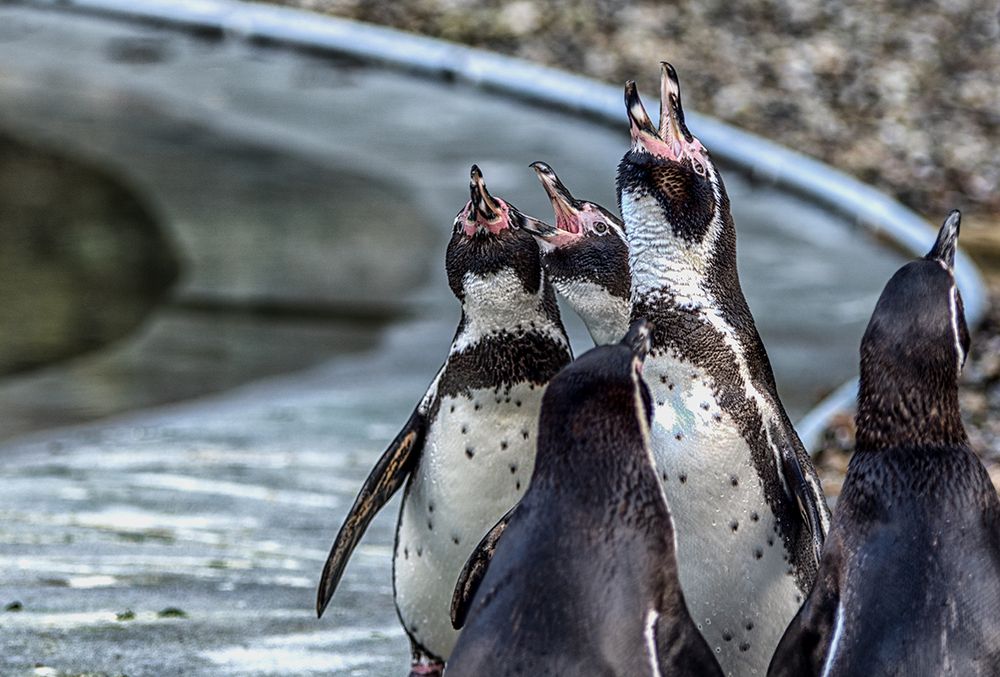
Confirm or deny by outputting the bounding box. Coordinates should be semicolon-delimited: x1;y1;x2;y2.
446;165;549;303
616;63;722;246
523;162;631;343
856;211;970;449
537;319;655;468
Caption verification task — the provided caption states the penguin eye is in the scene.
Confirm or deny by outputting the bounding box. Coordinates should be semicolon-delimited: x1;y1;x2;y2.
691;159;706;176
593;222;608;235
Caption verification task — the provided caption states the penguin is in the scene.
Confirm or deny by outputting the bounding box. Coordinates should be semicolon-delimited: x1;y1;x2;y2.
768;211;1000;677
616;63;831;675
316;165;573;676
522;161;631;346
446;320;725;677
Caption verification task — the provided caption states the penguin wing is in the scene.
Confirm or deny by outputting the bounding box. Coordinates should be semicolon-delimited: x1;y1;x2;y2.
315;406;426;617
449;504;517;629
780;440;829;564
767;538;843;677
654;608;725;677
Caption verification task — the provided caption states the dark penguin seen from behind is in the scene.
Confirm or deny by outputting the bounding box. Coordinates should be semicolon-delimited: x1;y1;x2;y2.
523;161;631;346
316;166;572;676
616;63;830;675
446;321;724;677
769;211;1000;677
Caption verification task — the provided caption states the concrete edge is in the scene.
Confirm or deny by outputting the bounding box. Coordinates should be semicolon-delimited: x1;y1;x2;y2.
18;0;989;452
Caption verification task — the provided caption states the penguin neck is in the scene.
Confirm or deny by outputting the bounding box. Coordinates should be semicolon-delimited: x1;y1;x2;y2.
855;361;967;452
452;268;567;355
552;279;630;346
622;191;740;317
623;192;778;399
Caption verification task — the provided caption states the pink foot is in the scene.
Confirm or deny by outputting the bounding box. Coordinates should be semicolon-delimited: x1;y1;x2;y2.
409;661;444;677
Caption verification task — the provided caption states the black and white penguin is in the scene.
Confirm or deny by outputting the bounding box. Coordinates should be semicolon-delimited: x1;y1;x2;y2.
446;321;724;677
768;211;1000;677
316;165;572;676
523;161;631;345
616;63;831;675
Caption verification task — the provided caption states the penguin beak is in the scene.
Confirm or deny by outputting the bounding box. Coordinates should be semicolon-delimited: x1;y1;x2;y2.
520;214;578;253
624;319;653;364
462;165;509;236
625;81;661;153
529;160;587;238
530;161;581;227
470;164;500;221
520;214;559;239
625;66;710;171
658;62;690;158
927;210;960;269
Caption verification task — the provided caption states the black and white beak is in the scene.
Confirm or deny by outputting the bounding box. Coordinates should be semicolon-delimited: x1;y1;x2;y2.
927;210;961;270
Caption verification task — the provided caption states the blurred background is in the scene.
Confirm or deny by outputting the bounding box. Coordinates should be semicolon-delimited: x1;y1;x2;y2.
0;1;996;675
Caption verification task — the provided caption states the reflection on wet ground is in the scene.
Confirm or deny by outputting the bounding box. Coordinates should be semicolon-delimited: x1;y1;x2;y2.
0;4;909;676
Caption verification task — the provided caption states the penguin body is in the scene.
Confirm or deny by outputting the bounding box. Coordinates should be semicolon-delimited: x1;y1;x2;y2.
447;322;724;677
616;65;830;675
769;212;1000;677
524;162;631;346
317;166;571;675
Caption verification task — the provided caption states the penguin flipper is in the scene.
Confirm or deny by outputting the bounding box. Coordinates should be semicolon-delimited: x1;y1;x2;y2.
654;608;725;677
780;441;829;564
449;504;517;629
316;408;425;618
767;538;843;677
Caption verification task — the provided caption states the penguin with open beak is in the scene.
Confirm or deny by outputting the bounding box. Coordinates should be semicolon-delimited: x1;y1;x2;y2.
316;166;572;676
523;161;632;346
616;63;831;676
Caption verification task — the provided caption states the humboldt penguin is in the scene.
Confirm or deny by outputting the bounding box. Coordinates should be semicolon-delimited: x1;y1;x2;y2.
768;211;1000;677
447;321;724;677
316;165;572;676
616;63;831;675
523;161;631;345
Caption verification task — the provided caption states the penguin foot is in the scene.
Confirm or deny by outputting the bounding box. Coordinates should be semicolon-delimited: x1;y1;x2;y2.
408;661;444;677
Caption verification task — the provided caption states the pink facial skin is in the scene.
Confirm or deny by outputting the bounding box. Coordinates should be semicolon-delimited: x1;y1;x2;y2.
630;121;710;174
457;198;512;237
550;205;611;242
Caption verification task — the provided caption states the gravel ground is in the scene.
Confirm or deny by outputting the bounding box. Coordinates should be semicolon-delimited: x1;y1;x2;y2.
267;1;1000;492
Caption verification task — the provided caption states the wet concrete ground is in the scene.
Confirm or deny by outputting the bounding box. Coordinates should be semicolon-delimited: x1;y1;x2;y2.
0;4;909;675
0;322;433;676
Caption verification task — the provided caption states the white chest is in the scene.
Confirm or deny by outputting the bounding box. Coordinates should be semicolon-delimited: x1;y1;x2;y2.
643;354;801;677
393;383;543;659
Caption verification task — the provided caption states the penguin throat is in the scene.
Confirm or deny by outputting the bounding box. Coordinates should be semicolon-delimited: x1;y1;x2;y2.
453;269;566;354
620;191;724;309
633;132;709;173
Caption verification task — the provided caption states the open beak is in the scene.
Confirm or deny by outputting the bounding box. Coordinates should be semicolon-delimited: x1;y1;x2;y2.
461;164;509;236
470;164;500;221
530;161;583;232
624;65;709;170
928;210;961;269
